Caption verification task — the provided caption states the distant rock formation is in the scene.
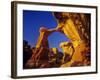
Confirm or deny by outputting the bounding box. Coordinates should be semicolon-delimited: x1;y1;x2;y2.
23;40;32;69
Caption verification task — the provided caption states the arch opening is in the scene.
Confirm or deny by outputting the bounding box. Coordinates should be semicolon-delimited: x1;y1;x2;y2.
48;31;70;52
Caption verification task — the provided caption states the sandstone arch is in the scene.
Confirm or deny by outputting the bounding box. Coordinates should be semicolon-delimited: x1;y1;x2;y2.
25;12;91;68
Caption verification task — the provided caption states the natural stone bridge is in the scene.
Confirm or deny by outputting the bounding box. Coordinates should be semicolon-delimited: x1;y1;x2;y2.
25;12;90;68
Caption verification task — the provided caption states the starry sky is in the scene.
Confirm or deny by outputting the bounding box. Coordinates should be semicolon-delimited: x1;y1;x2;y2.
23;10;69;52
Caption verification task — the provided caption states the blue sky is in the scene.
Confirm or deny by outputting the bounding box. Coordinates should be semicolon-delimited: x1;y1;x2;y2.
23;10;69;52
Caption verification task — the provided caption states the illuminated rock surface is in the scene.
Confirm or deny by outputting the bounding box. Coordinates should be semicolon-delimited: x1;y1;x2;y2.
24;12;91;68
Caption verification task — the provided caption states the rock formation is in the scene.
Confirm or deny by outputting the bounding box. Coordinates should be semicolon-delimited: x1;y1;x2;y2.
25;27;57;68
59;42;74;64
24;12;91;68
54;12;91;67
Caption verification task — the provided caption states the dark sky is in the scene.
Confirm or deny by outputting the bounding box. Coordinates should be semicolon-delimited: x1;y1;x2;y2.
23;10;69;52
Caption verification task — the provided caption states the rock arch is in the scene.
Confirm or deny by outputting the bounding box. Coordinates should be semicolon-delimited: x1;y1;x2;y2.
25;12;91;68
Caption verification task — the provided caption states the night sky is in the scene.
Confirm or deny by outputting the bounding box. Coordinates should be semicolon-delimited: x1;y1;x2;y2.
23;10;69;52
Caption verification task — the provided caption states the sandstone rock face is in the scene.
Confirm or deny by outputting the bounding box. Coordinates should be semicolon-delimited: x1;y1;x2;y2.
59;42;74;64
54;12;91;67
